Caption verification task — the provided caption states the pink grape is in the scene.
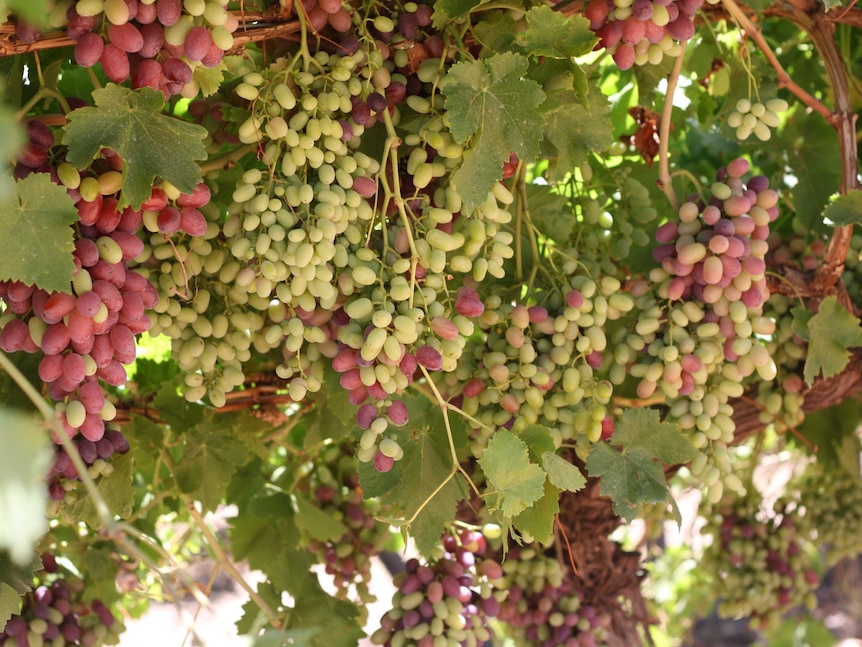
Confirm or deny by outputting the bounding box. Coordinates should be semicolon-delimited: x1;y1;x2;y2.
42;293;77;324
100;44;130;83
177;183;211;208
108;22;144;53
78;382;106;415
132;59;163;90
415;346;443;371
179;207;208;235
74;32;104;67
79;413;105;441
387;400;409;426
41;323;71;355
156;0;182;26
76;291;102;317
184;26;213;62
373;450;394;473
39;355;65;382
0;320;31;352
109;325;136;364
356;404;377;429
613;43;636;70
139;23;165;58
157;206;182;233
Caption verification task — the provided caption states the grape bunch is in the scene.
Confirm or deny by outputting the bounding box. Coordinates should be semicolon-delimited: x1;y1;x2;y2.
584;0;704;70
700;489;818;630
299;444;390;602
46;424;131;515
727;98;789;142
795;459;862;566
66;0;238;97
495;549;610;647
369;529;502;647
0;559;125;647
3;121;209;445
455;277;632;457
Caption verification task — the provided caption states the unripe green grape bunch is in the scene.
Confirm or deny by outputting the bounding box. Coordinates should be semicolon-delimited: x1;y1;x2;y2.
727;98;788;142
700;489;819;631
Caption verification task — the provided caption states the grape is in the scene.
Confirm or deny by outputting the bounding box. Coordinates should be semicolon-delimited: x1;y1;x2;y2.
108;22;144;53
100;43;131;82
184;25;213;61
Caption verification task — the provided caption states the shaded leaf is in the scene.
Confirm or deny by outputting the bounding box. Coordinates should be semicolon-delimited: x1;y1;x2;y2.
612;408;697;465
66;452;135;530
822;190;862;226
585;443;668;521
176;415;250;511
431;0;480;28
63;85;207;209
479;430;546;519
0;174;78;293
512;481;559;545
294;495;348;543
0;552;40;629
804;296;862;385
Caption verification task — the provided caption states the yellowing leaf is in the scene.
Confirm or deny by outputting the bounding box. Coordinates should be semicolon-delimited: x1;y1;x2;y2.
479;430;546;519
804;296;862;385
441;53;545;213
64;85;207;209
0;174;78;294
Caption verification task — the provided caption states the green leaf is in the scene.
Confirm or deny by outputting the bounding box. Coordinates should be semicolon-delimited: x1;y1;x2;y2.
152;378;205;432
441;53;546;213
359;394;467;555
0;174;78;293
304;370;356;448
540;452;586;493
294;495;348;543
0;409;52;564
512;481;559;545
0;353;41;412
431;0;480;28
479;430;547;519
176;415;250;511
822;190;862;226
784;110;838;234
522;8;596;69
804;296;862;385
1;0;52;25
63;85;207;209
524;184;573;244
585;409;695;521
0;552;40;629
132;357;179;396
519;424;557;461
193;61;228;98
585;443;668;522
791;306;812;342
66;452;135;529
611;408;698;465
542;85;614;183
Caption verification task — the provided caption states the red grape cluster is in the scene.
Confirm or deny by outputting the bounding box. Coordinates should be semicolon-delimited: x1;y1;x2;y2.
66;0;238;97
369;529;502;647
585;0;704;70
0;557;125;647
496;549;610;647
301;444;389;601
2;121;208;445
653;158;775;310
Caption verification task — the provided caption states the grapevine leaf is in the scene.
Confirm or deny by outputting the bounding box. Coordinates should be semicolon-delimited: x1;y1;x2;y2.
441;53;546;213
431;0;480;28
471;11;519;53
1;0;52;26
803;296;862;385
78;547;122;604
797;400;862;469
540;453;586;493
479;430;547;519
512;481;559;545
523;7;596;59
252;628;319;647
63;85;207;209
0;174;78;293
542;86;614;183
193;61;227;98
524;184;573;244
359;394;467;556
176;415;250;511
585;443;668;522
294;495;348;542
585;409;694;521
784;110;838;234
0;104;22;199
0;552;40;629
0;409;52;564
791;306;812;342
822;189;862;226
236;581;282;634
152;378;205;432
611;408;697;465
519;424;557;461
132;357;179;397
0;353;41;412
282;569;363;647
305;370;355;448
66;452;135;529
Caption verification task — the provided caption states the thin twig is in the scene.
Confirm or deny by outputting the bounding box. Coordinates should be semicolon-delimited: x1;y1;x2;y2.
657;43;686;209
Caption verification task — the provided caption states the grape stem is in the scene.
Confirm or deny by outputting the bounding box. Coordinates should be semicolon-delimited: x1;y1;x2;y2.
720;0;832;122
186;501;284;629
657;42;686;210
